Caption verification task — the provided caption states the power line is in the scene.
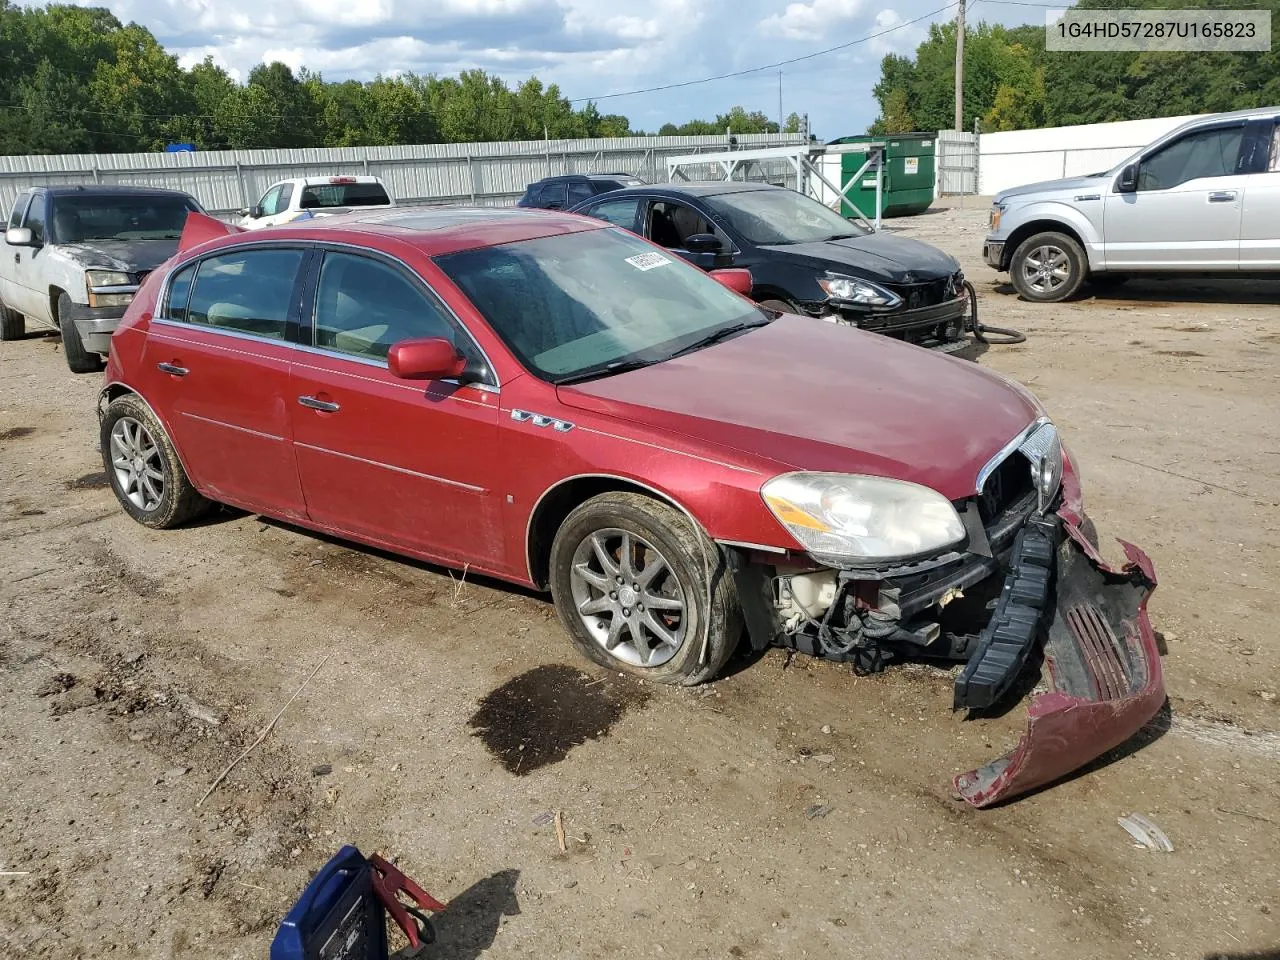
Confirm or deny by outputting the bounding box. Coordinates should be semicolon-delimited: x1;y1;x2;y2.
568;1;961;104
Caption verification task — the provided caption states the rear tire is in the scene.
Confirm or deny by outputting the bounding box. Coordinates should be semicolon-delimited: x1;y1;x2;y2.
549;492;740;686
0;304;24;340
56;292;105;374
1009;232;1087;303
100;393;214;529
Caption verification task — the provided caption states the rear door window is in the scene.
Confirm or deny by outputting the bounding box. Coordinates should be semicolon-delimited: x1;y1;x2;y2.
163;263;197;323
186;248;305;340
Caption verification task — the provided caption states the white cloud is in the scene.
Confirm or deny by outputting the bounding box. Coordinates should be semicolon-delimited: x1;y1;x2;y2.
759;0;865;40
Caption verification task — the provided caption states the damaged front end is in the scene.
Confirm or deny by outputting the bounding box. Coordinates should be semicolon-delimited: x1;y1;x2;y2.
728;431;1165;808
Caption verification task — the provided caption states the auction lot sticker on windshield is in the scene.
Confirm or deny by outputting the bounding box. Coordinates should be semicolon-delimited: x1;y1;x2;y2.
626;252;671;271
1046;9;1270;51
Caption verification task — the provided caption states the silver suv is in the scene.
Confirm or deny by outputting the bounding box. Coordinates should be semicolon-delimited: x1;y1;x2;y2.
983;106;1280;301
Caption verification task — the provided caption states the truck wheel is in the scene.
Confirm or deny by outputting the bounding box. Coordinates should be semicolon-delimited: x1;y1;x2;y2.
1009;232;1087;303
56;292;105;374
549;491;741;686
0;304;24;340
100;393;214;529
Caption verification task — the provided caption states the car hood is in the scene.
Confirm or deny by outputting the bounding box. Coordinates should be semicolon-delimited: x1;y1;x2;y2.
557;314;1042;500
995;173;1112;205
759;231;960;284
55;239;180;274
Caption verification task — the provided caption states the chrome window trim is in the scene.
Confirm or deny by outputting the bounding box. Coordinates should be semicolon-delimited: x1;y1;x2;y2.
975;415;1050;495
153;238;501;391
152;316;290;349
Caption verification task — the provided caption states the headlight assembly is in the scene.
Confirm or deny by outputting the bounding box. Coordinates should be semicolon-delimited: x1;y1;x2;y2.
762;472;966;563
86;270;135;308
817;274;902;308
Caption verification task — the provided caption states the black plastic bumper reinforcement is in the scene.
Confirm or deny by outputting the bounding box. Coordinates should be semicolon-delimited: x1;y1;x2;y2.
953;516;1058;710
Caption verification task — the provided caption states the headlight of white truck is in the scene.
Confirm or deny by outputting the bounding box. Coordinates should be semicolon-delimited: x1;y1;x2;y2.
86;270;135;308
762;472;966;562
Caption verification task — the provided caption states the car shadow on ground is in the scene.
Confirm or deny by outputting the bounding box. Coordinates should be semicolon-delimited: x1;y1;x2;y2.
991;278;1280;306
390;869;521;960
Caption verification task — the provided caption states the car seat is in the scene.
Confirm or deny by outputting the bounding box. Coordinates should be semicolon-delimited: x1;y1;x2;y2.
649;207;681;248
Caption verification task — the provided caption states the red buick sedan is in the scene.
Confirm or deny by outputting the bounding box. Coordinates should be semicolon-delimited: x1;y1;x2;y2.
98;208;1164;806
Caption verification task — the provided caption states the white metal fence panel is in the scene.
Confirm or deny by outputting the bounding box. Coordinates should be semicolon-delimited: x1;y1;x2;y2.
0;134;808;218
936;130;979;196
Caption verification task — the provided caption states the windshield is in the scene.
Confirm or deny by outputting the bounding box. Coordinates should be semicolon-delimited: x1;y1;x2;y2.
435;227;766;383
705;189;870;245
299;182;390;209
50;195;201;242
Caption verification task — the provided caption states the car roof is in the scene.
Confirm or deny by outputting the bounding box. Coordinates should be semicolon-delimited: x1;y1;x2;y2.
35;185;195;199
533;173;637;184
231;206;607;257
590;181;782;199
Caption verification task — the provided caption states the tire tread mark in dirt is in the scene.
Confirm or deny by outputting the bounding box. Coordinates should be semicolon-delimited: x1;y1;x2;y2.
468;664;649;774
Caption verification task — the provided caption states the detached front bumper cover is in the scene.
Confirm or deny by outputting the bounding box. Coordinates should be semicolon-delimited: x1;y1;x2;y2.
953;506;1165;808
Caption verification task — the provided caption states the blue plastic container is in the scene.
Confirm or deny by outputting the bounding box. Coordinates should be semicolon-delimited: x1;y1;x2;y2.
270;845;387;960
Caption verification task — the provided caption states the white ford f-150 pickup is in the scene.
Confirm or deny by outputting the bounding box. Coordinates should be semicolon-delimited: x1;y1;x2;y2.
1;185;205;372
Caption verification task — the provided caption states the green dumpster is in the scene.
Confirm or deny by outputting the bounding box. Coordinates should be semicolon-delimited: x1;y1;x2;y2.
826;133;936;219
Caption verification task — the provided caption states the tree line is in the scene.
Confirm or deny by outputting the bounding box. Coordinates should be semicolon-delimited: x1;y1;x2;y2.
871;0;1280;134
0;1;802;155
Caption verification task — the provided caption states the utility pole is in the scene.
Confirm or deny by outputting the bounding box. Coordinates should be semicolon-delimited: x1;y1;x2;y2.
778;71;784;135
954;0;966;132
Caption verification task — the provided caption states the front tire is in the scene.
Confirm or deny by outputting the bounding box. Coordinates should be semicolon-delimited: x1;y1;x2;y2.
100;393;214;529
56;292;105;374
1009;232;1087;303
0;304;24;340
549;492;741;686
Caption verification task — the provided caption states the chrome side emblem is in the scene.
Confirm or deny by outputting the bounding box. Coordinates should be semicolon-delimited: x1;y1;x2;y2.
511;409;574;432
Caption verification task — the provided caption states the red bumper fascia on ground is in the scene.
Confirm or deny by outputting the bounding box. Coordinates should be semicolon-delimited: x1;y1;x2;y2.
953;481;1166;807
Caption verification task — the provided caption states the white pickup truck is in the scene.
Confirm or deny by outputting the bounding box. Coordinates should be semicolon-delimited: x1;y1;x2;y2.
237;175;396;230
1;185;205;372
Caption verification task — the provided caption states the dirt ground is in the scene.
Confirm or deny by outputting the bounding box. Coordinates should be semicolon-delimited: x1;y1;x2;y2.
2;201;1278;960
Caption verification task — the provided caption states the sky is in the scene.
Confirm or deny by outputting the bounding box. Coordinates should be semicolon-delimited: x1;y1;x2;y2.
32;0;1046;136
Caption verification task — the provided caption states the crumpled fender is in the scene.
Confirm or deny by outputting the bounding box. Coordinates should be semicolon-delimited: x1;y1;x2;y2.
953;454;1166;808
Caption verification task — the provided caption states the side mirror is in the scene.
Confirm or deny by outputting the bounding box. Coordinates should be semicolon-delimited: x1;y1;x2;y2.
684;233;723;254
710;268;753;296
5;227;36;247
387;337;467;381
248;205;264;219
1116;164;1138;193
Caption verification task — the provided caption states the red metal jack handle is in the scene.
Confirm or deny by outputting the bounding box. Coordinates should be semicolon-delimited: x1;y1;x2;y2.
368;853;447;950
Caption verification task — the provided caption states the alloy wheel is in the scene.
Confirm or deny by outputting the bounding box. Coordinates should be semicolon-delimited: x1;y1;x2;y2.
109;416;164;512
1020;244;1071;295
568;527;687;668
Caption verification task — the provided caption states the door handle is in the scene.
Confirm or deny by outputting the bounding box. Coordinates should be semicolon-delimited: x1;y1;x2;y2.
157;362;188;376
13;253;18;265
1208;191;1236;202
298;395;340;413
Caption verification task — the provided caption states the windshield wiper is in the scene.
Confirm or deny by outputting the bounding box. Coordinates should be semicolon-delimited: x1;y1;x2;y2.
666;318;772;360
554;358;657;386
